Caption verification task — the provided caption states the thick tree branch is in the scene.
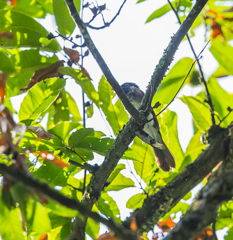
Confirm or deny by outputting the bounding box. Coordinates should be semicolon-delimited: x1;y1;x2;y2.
167;0;215;125
65;0;145;124
164;129;233;240
140;0;209;112
123;126;229;233
0;163;137;240
164;170;233;240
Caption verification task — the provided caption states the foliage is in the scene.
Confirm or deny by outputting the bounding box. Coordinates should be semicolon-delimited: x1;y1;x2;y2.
0;0;233;240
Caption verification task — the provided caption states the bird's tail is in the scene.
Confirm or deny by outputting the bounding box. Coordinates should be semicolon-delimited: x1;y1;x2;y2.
153;143;175;172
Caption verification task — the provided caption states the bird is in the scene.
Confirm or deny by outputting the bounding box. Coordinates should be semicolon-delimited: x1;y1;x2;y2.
121;82;175;172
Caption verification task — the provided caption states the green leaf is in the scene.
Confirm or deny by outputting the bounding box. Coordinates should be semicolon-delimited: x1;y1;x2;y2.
0;48;15;73
45;199;77;218
86;205;100;239
225;227;233;240
68;128;94;147
11;49;58;73
49;122;80;140
97;192;121;223
74;136;114;155
19;78;66;124
128;137;156;184
10;184;29;217
158;109;184;170
126;193;146;210
53;0;76;36
152;58;193;113
34;162;68;187
209;40;233;76
108;163;125;183
26;197;52;233
0;202;25;240
145;0;191;23
105;172;134;191
208;78;233;127
183;130;205;164
6;71;33;97
180;96;212;131
0;10;60;51
13;0;52;18
146;3;173;23
66;91;82;122
58;67;100;106
98;75;129;136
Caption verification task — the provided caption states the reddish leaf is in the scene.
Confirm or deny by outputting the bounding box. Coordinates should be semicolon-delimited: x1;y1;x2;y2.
157;217;176;232
79;65;92;80
39;233;48;240
0;31;13;40
36;151;69;168
192;228;216;240
95;232;119;240
130;217;138;232
20;60;64;92
64;47;80;63
0;74;8;102
211;20;225;39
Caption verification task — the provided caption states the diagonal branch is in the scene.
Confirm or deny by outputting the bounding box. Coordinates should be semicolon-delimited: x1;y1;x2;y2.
123;126;229;233
140;0;209;113
167;0;215;125
163;136;233;240
0;163;137;240
65;0;144;124
164;171;233;240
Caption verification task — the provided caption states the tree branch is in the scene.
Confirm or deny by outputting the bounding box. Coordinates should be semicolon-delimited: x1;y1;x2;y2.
88;0;127;30
167;0;215;125
164;170;233;240
123;126;229;233
65;0;210;238
140;0;209;113
65;0;145;124
0;163;137;240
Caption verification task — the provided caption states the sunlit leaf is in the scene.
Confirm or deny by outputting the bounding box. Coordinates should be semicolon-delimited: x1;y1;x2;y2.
105;172;134;191
58;67;100;106
0;10;60;51
126;193;147;210
53;0;75;36
19;78;66;124
97;192;121;223
49;122;80;140
208;78;233;127
180;96;212;131
98;75;128;136
152;58;194;113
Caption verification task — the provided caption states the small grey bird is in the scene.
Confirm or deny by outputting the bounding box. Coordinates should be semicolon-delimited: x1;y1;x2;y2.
121;82;175;172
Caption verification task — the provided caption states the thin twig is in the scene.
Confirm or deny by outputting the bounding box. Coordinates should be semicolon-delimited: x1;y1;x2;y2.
55;31;85;48
219;108;233;126
126;161;148;196
68;159;95;172
167;0;216;125
66;146;86;163
156;41;210;116
88;0;127;30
